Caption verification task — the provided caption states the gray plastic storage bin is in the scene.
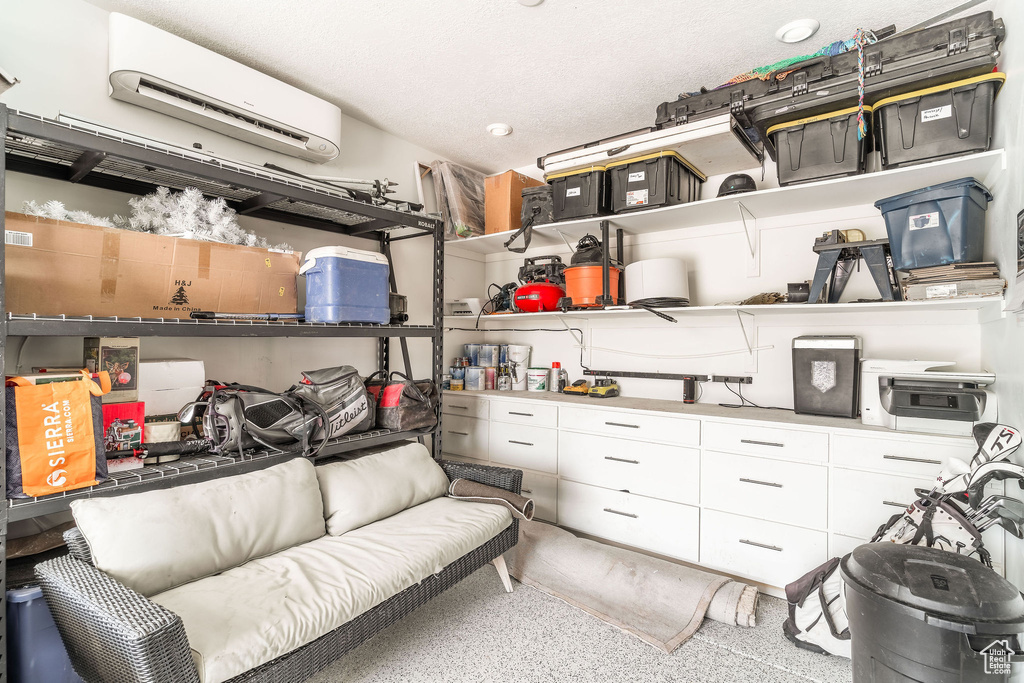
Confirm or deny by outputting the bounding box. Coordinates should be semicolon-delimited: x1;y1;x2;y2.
841;544;1024;682
874;177;992;271
7;585;83;682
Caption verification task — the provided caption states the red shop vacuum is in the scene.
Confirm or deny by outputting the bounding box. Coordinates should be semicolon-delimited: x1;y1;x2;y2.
513;255;566;312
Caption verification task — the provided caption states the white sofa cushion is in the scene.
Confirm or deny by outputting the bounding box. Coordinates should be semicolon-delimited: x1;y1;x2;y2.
71;458;326;596
316;441;450;536
152;497;512;683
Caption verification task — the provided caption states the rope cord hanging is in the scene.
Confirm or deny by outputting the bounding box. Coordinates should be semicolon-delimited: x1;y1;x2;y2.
854;28;880;140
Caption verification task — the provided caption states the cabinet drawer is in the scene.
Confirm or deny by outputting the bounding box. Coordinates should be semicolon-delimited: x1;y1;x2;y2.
488;422;558;473
830;533;868;559
558;480;699;562
832;433;974;478
559;406;699;446
704;421;827;464
702;451;827;529
521;471;557;523
700;509;827;588
559;431;699;505
490;399;558;428
831;468;928;539
441;415;488;459
442;394;488;419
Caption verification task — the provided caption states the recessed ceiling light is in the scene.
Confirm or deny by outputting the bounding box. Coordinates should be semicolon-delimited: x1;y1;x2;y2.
775;19;820;44
487;123;513;137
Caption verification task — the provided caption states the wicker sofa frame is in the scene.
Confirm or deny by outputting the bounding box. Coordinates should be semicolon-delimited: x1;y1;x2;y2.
35;460;522;683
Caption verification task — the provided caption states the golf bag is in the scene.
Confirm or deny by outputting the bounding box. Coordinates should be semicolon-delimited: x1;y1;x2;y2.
196;366;374;457
783;493;987;657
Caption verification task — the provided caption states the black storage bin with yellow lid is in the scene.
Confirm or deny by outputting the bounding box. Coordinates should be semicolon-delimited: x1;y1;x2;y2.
874;72;1005;170
607;151;706;213
841;543;1024;682
767;105;873;186
547;165;610;221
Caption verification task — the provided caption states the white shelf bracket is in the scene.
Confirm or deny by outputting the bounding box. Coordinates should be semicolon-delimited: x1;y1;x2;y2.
735;309;758;372
736;200;760;277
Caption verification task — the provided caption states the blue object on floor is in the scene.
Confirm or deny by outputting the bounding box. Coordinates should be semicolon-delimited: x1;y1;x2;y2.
300;245;391;324
7;585;82;683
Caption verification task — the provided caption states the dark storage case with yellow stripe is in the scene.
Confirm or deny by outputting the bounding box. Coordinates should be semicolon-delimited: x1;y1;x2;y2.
767;106;873;187
874;72;1004;170
607;151;706;214
547;166;610;221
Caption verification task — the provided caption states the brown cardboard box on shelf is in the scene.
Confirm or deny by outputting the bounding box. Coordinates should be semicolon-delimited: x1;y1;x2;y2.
4;212;300;317
484;170;544;235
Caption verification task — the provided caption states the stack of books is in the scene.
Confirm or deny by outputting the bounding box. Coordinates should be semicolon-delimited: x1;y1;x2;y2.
902;262;1005;301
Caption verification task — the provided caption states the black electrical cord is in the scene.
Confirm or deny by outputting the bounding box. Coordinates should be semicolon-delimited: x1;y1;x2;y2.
718;380;790;411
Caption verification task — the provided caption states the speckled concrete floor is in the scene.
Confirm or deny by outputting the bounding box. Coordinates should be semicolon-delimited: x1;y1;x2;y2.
305;566;852;683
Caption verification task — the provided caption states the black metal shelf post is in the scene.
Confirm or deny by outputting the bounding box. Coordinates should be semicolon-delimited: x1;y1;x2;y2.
0;102;448;680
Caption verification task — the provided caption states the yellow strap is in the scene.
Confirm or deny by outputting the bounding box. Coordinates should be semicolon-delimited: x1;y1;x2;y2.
872;72;1006;110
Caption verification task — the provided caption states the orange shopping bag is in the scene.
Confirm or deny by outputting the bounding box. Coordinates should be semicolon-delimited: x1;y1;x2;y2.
6;371;110;497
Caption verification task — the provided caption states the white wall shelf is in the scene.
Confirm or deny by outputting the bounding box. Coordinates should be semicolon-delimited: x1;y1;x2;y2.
444;296;1006;327
447;150;1006;256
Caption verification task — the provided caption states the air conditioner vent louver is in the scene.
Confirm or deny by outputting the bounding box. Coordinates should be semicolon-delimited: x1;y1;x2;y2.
138;80;308;144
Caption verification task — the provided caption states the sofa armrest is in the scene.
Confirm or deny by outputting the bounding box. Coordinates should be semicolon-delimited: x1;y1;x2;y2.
439;460;522;496
36;556;199;683
64;527;94;565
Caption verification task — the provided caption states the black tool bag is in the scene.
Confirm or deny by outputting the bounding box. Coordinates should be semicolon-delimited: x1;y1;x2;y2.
374;372;438;432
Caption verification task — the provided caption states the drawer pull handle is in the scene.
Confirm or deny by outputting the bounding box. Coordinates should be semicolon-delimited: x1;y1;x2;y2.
739;477;783;488
605;421;640;429
508;411;534;417
521;489;533;494
739;539;783;552
447;431;469;436
508;440;534;447
740;439;784;448
883;500;910;509
448;405;469;410
883;454;942;465
605;456;640;465
603;507;638;519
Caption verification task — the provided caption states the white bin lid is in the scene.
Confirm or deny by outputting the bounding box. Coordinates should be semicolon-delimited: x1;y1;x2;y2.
300;245;389;274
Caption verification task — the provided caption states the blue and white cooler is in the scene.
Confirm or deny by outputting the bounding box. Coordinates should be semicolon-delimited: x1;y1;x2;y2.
300;246;390;324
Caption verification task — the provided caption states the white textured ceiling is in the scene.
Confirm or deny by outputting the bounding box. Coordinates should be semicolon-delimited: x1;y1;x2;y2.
88;0;970;173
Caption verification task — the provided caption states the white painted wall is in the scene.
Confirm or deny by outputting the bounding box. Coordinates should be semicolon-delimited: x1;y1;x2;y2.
1;0;448;388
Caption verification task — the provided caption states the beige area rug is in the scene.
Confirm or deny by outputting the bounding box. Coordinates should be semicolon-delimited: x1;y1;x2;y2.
505;520;758;653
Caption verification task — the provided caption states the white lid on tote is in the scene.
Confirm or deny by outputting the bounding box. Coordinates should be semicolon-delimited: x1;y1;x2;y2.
300;246;388;274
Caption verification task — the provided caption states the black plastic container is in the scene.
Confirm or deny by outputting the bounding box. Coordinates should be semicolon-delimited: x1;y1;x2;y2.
548;166;610;221
874;72;1004;169
767;106;872;186
521;185;553;227
607;151;705;213
875;177;992;271
842;544;1024;682
792;335;861;418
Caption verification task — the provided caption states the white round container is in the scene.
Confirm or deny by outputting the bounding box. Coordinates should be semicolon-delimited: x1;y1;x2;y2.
480;344;500;368
507;345;532;390
527;367;549;392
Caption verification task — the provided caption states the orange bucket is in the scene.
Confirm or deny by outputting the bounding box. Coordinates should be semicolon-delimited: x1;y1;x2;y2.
564;265;621;307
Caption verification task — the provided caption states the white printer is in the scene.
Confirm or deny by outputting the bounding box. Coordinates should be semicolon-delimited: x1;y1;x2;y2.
860;359;996;436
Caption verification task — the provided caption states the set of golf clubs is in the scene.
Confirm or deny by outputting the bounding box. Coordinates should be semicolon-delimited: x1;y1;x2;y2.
966;494;1024;537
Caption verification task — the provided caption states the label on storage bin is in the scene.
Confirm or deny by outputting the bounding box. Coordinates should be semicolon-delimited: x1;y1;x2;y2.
921;105;952;122
926;283;958;298
5;230;32;247
908;211;940;231
626;189;649;206
566;187;581;197
628;171;646;183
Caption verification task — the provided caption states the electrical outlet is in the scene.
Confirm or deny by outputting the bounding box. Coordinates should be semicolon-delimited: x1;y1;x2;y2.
711;375;753;384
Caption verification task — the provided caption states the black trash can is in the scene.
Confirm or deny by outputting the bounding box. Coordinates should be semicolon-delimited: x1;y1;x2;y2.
841;544;1024;682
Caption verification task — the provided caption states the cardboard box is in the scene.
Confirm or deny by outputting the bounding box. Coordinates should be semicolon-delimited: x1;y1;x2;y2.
100;402;145;452
4;212;300;317
138;358;205;416
484;171;544;235
85;337;140;403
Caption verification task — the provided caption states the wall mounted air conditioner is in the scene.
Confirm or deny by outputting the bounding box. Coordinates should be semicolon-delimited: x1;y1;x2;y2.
108;12;342;163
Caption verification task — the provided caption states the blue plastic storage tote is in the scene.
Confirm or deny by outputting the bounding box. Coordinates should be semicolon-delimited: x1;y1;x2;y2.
874;177;992;271
7;585;83;682
300;246;390;324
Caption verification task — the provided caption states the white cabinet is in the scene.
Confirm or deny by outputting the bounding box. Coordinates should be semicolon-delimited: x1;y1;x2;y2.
700;509;828;589
442;414;488;459
442;394;489;420
520;470;558;523
488;421;558;473
558;431;699;505
832;433;974;477
702;451;828;529
704;421;828;464
559;406;700;446
558;479;699;562
831;468;926;539
490;399;558;428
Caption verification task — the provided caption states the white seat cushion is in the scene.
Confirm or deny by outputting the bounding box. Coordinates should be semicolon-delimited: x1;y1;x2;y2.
151;497;512;683
316;441;450;536
72;458;326;596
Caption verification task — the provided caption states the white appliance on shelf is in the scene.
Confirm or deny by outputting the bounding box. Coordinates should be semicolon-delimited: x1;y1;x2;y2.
624;258;690;305
107;13;342;163
860;359;996;436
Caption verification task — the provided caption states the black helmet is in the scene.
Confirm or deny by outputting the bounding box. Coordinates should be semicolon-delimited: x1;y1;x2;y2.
717;174;756;197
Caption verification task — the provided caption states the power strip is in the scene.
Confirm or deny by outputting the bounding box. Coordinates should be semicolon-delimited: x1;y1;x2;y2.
711;375;753;384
